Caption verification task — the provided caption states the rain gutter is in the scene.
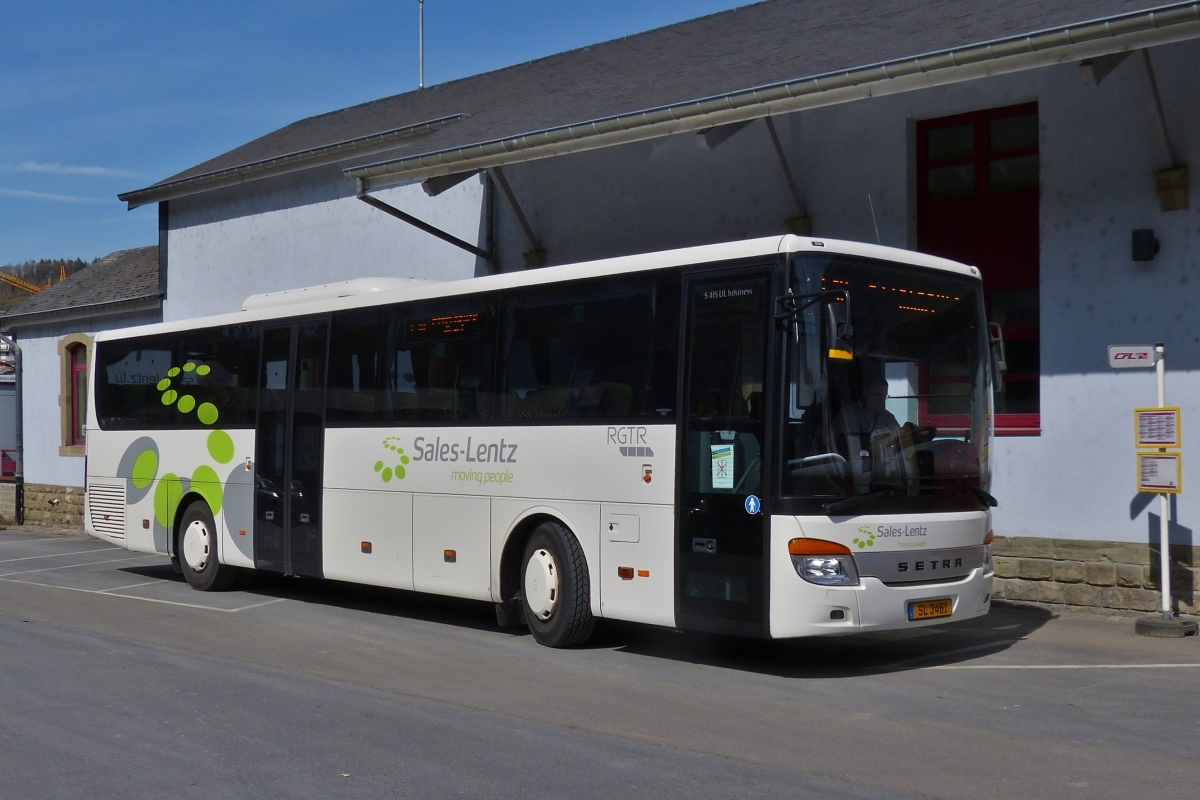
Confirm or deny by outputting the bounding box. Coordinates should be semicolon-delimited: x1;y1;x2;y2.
119;113;467;210
349;2;1200;190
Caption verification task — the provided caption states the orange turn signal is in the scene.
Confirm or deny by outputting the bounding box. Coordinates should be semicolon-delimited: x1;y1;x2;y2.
617;566;634;580
983;531;994;545
788;538;851;556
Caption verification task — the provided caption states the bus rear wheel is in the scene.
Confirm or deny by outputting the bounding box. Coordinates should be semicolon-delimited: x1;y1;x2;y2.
521;521;594;648
178;501;237;591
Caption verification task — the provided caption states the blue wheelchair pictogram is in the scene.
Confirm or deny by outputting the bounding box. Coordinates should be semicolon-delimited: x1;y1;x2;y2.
744;495;761;515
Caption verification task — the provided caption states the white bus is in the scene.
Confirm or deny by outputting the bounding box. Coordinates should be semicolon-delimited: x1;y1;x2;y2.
86;235;997;647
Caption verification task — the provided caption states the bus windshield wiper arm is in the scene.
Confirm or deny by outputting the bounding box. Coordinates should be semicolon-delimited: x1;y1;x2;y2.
951;478;998;508
822;487;899;515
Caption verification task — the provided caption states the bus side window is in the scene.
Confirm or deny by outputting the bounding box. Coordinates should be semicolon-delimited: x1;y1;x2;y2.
498;273;678;421
327;309;384;423
382;295;497;421
176;324;259;427
94;336;177;429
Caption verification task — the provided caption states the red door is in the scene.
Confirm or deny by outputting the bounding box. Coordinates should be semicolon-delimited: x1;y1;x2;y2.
917;102;1040;435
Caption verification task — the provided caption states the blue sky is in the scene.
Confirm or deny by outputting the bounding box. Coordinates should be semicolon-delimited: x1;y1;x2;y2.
0;0;744;265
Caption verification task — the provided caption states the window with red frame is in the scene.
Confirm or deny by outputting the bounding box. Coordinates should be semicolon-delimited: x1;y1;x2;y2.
917;102;1040;435
69;344;87;446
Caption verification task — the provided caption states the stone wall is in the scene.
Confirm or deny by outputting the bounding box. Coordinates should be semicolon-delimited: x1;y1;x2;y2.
22;483;84;529
992;536;1199;616
0;482;14;523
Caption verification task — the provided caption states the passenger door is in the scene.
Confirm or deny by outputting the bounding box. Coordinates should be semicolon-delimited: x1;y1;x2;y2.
676;270;773;634
254;321;328;577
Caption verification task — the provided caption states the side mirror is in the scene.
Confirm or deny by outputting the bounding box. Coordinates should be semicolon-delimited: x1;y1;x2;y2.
825;300;854;361
988;322;1007;393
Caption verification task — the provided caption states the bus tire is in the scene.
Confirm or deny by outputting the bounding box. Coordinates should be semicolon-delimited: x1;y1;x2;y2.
178;501;236;592
520;521;594;648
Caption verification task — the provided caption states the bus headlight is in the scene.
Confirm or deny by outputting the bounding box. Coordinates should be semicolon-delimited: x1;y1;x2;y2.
788;538;860;586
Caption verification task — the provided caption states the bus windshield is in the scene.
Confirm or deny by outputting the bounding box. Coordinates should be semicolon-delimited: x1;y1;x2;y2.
783;253;992;512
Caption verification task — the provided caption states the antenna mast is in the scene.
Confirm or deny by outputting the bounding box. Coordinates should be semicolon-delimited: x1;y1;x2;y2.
418;0;425;89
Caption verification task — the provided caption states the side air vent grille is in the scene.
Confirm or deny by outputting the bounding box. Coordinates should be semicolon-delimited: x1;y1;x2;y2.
88;483;126;538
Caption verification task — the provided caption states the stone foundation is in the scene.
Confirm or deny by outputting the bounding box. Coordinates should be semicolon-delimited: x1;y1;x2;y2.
992;536;1199;615
22;483;85;529
0;482;15;524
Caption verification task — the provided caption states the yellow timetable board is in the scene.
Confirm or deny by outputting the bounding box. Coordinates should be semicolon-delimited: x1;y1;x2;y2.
1137;451;1182;494
1134;407;1180;449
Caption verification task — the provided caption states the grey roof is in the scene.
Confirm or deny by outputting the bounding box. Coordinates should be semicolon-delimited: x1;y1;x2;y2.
1;246;161;328
120;0;1198;206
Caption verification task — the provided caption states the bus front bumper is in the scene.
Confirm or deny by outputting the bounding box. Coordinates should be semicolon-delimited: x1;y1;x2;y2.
769;563;993;638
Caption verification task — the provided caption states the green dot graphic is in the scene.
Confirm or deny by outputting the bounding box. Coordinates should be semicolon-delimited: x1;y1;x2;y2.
196;364;211;376
177;395;196;413
131;449;158;490
161;389;178;405
154;473;182;527
207;430;235;464
381;467;393;483
167;367;180;377
156;378;171;391
394;465;405;479
191;465;223;514
197;402;219;425
400;455;409;465
182;362;196;372
374;461;383;472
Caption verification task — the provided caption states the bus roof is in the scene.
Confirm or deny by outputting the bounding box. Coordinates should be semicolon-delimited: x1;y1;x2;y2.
94;235;979;342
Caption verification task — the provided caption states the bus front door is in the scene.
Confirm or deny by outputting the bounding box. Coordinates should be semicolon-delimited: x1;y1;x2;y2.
677;270;773;635
254;321;328;577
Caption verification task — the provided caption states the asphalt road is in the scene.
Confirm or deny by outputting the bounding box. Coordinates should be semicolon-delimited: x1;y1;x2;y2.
1;527;1197;799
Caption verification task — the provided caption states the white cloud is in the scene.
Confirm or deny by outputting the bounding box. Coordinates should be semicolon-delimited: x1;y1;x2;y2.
0;187;112;204
14;160;136;178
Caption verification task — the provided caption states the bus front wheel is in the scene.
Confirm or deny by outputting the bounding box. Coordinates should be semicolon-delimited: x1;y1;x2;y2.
520;521;594;648
178;501;237;592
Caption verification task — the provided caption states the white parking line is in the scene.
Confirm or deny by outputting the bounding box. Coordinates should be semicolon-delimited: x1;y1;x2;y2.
0;547;120;564
98;579;167;594
0;577;288;613
0;535;90;545
932;663;1200;670
0;554;160;577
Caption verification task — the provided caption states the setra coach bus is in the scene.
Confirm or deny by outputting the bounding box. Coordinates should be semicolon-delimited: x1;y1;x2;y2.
85;235;999;647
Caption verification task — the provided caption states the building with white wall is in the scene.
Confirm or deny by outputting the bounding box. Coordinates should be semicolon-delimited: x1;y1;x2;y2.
110;0;1199;613
1;246;161;526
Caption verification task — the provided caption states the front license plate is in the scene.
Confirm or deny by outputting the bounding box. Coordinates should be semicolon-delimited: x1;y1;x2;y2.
908;598;953;621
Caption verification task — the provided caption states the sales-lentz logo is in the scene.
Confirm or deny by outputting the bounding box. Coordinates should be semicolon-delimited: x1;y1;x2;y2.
853;523;929;549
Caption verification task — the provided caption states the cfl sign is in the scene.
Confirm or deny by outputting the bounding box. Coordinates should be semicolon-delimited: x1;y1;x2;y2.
1108;344;1158;369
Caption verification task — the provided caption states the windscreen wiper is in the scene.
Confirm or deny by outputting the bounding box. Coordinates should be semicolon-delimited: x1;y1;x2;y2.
821;487;900;515
951;478;998;507
821;479;996;515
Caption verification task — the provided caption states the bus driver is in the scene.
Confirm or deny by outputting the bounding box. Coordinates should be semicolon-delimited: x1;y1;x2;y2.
833;375;907;493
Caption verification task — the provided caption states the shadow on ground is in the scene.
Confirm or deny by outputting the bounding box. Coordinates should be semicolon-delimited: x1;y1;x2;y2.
119;562;1050;678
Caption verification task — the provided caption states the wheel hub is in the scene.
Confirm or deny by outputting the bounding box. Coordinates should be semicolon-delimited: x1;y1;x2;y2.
182;519;211;572
524;548;559;620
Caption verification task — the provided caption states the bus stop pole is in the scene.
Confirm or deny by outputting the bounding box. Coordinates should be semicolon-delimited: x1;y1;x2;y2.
1156;344;1171;621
